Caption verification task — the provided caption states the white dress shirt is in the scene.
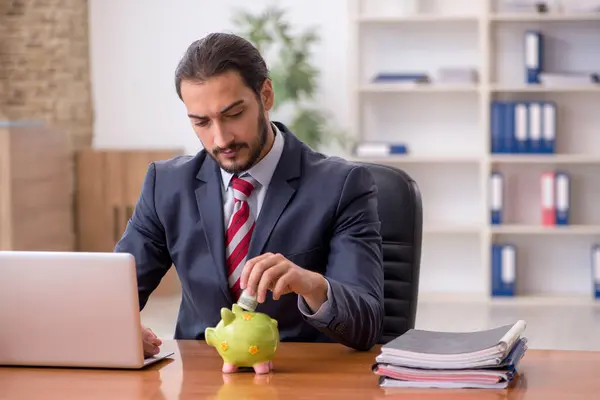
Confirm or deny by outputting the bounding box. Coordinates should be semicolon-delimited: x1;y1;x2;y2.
220;124;284;226
219;123;332;320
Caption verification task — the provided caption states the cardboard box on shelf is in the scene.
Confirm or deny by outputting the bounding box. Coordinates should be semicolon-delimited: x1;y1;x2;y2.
0;122;74;251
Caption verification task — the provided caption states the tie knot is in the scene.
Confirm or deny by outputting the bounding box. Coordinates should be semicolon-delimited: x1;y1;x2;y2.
231;175;257;201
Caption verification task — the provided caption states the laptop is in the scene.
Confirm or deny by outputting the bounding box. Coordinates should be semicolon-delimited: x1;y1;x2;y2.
0;251;174;369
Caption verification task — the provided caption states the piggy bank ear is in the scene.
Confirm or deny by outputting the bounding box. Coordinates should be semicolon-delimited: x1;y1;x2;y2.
221;307;235;326
205;328;216;346
232;304;243;314
271;318;278;328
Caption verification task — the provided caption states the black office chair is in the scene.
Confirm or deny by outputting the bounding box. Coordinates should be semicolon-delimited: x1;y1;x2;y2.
356;162;423;344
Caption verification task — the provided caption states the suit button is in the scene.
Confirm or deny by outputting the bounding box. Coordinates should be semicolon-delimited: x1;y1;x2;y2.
334;323;346;334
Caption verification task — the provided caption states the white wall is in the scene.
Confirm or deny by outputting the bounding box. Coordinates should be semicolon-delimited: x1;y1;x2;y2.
89;0;600;299
88;0;350;155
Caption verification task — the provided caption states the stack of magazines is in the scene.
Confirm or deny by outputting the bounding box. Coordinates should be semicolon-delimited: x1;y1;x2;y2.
373;320;528;389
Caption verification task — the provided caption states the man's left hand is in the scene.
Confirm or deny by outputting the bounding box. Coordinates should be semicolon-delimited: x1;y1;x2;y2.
239;253;328;312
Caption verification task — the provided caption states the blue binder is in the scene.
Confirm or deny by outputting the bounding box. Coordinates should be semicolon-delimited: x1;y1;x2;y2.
491;102;504;153
492;244;516;296
593;245;600;299
490;172;503;224
541;101;556;153
353;142;408;157
528;102;543;153
555;172;570;225
504;102;515;153
525;31;542;84
514;102;528;153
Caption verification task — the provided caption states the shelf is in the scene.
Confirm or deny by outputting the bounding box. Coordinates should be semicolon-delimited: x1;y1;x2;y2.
488;295;599;306
424;223;482;234
490;154;600;164
491;225;600;235
361;84;600;93
351;0;600;299
491;84;600;93
490;13;600;22
359;83;479;93
418;292;489;303
357;15;480;23
351;155;481;164
419;292;600;306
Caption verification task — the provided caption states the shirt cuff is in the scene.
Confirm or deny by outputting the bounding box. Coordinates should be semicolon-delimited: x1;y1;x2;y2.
297;278;333;323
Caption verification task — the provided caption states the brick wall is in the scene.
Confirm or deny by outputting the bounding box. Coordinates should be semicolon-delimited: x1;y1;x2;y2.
0;0;93;150
0;2;8;119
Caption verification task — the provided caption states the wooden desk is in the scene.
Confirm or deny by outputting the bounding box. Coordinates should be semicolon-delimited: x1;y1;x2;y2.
1;340;599;399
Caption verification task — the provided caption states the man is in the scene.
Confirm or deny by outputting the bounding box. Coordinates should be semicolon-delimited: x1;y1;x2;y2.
115;32;384;361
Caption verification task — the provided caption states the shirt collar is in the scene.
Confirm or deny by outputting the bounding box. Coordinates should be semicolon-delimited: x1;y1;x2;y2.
221;122;285;191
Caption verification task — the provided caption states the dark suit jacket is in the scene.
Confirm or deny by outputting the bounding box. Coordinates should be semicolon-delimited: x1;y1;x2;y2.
115;122;385;351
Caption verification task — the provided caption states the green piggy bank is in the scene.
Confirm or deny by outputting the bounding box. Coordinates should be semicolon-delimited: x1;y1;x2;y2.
205;304;279;374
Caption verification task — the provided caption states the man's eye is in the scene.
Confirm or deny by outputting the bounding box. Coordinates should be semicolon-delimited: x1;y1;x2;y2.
194;120;209;127
228;111;243;118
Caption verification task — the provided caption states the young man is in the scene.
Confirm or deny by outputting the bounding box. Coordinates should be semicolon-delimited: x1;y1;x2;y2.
115;32;384;361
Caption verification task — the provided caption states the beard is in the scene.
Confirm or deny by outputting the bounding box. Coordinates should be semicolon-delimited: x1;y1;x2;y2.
210;104;269;174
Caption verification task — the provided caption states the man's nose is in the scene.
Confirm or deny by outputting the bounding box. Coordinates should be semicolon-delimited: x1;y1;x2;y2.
212;122;233;148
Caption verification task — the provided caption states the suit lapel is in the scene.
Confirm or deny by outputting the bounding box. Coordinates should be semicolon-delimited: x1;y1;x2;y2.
195;155;232;303
247;126;302;259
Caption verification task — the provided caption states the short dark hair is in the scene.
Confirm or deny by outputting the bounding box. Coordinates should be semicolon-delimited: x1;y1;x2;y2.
174;32;269;100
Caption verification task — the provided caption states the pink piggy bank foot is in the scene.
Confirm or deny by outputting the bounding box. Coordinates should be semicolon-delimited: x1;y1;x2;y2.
222;361;273;374
222;363;238;374
253;361;272;374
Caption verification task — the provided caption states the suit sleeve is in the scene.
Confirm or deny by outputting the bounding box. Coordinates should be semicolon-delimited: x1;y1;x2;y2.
114;162;173;310
301;165;385;351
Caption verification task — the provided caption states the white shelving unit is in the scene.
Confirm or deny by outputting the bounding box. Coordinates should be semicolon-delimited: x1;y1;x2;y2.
348;0;600;304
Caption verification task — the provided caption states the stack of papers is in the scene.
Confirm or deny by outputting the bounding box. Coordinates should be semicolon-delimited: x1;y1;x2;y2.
373;320;528;389
436;67;479;84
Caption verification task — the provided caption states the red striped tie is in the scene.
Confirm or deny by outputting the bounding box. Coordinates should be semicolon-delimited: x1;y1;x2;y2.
225;175;257;300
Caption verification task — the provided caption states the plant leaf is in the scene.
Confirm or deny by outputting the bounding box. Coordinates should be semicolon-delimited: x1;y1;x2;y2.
289;107;328;150
231;8;273;53
231;5;350;154
269;66;290;110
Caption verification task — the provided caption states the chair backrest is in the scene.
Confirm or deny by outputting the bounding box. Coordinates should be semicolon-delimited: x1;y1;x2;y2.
356;162;423;344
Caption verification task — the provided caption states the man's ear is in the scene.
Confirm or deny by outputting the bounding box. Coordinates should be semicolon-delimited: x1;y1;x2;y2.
260;79;274;111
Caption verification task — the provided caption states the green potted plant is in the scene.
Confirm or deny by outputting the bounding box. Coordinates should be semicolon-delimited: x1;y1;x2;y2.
231;5;351;153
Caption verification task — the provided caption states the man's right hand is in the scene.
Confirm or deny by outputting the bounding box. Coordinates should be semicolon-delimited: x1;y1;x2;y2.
142;325;162;357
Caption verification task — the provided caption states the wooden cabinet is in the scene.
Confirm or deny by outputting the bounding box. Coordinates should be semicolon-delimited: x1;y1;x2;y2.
75;149;183;296
75;149;184;297
75;149;182;252
0;122;74;251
